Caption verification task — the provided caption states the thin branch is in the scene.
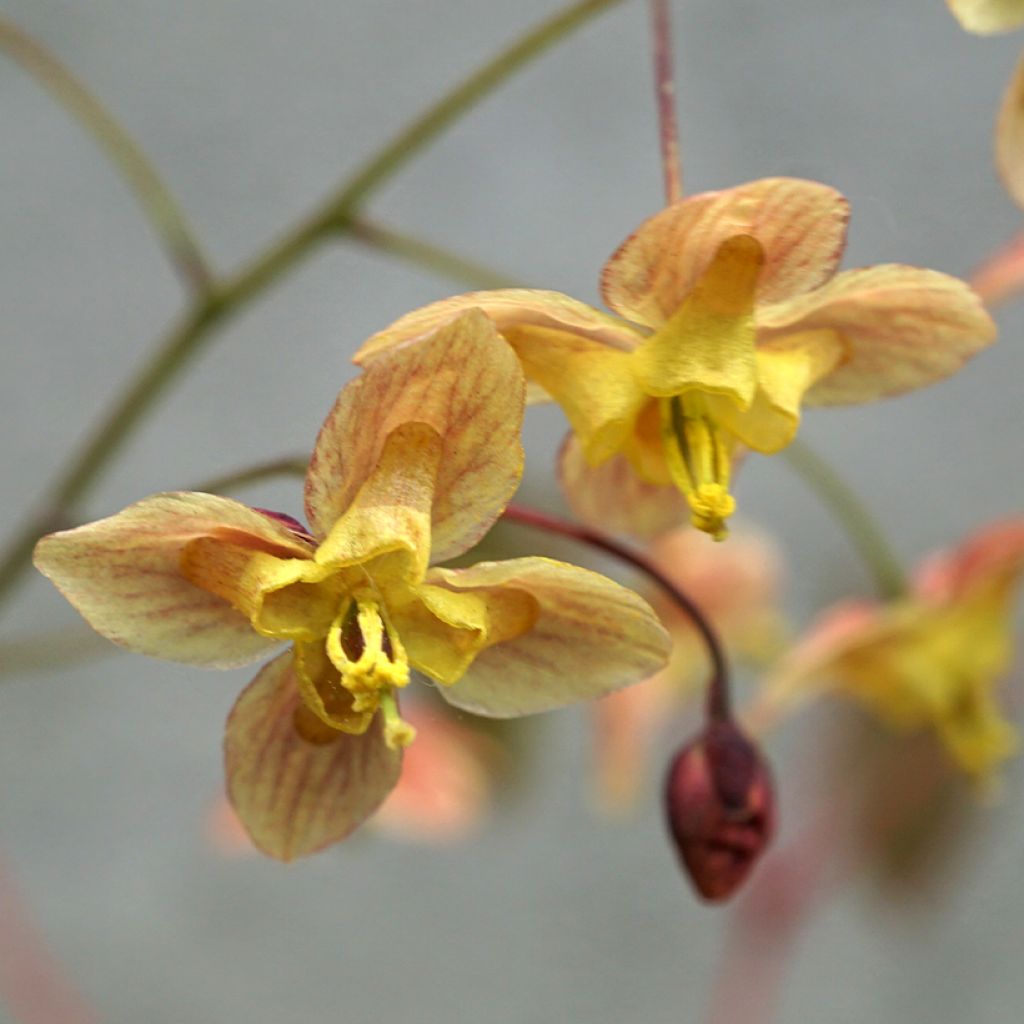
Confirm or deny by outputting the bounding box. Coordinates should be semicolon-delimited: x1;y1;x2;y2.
0;0;625;615
190;456;308;495
0;17;214;294
649;0;682;203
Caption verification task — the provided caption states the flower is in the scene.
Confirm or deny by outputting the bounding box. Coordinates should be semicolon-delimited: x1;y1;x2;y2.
766;519;1024;785
34;312;670;860
354;178;994;541
591;524;785;811
947;1;1024;35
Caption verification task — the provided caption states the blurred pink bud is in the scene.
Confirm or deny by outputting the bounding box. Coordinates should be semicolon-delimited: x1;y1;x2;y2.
664;721;775;901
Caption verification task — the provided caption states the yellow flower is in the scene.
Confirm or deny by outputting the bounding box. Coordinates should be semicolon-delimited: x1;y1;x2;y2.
947;0;1024;34
767;519;1024;784
354;179;995;541
34;312;670;860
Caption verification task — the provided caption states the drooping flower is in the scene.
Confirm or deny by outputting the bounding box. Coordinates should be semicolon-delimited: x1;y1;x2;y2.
592;524;786;811
766;519;1024;784
354;178;994;541
34;312;670;860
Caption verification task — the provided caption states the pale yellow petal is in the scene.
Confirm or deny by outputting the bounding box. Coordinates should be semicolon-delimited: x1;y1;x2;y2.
307;310;524;563
947;0;1024;33
352;289;642;366
33;493;313;667
997;52;1024;209
757;266;996;405
631;235;763;407
224;651;401;860
707;330;844;453
601;178;849;326
512;327;647;464
428;558;671;717
558;432;688;540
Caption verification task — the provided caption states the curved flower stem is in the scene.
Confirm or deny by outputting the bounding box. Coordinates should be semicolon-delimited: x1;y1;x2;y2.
0;0;624;615
0;17;213;295
781;439;906;600
649;0;682;203
189;456;309;496
501;502;733;723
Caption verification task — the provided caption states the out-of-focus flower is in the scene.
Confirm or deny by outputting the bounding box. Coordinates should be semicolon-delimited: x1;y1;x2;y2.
34;313;670;860
592;524;786;811
767;519;1024;785
665;720;775;902
355;178;994;541
947;1;1024;36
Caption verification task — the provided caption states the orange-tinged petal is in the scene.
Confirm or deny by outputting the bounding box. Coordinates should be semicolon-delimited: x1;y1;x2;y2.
601;178;849;326
314;421;441;586
757;266;996;405
33;493;313;667
914;518;1024;602
631;235;763;407
997;52;1024;209
224;651;401;860
428;557;671;717
969;228;1024;306
352;289;642;367
559;432;688;539
947;0;1024;33
306;310;524;563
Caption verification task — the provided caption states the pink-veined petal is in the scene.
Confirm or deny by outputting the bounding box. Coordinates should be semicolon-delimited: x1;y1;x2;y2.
558;432;689;540
427;557;671;717
306;310;525;562
224;651;402;860
601;178;849;327
997;51;1024;209
758;266;996;405
946;0;1024;34
33;493;313;667
352;289;643;367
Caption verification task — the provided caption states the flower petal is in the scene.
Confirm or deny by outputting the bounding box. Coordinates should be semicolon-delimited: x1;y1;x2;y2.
968;228;1024;306
559;432;689;540
427;557;672;717
914;518;1024;602
306;310;525;562
352;289;643;368
33;493;313;667
946;0;1024;33
997;51;1024;209
757;266;996;405
601;178;849;326
224;651;402;860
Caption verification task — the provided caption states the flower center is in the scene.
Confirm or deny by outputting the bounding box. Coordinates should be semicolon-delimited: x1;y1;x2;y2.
324;593;415;749
659;393;736;541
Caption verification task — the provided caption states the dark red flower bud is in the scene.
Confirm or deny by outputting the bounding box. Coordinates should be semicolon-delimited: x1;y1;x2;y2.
253;508;317;545
664;720;775;902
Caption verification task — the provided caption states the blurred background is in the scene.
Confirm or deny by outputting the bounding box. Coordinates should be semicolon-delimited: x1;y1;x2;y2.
1;1;1023;1021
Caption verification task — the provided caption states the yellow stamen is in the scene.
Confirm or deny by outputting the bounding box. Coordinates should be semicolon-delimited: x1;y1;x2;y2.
380;689;417;751
659;395;736;540
326;595;411;701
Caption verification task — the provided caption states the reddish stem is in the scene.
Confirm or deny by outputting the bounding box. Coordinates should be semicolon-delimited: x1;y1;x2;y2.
501;502;732;721
650;0;682;203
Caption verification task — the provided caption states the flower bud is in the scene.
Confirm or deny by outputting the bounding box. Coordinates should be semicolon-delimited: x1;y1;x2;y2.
664;720;775;901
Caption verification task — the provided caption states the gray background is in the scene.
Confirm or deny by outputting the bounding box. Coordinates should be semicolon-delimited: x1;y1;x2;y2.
2;1;1023;1022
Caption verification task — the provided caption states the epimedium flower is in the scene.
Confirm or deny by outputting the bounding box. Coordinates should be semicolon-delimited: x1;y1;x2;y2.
765;519;1024;785
33;311;671;860
353;178;994;541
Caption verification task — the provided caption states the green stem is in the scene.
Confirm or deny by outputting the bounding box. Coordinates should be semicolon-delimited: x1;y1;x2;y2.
0;17;214;294
348;218;521;290
191;456;308;495
782;439;906;600
0;0;623;615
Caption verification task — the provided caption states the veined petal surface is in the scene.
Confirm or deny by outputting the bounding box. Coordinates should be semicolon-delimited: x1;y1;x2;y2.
306;310;525;563
225;652;402;860
428;558;671;717
33;493;312;667
947;0;1024;33
559;433;688;539
353;289;642;365
757;266;996;405
601;178;849;326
